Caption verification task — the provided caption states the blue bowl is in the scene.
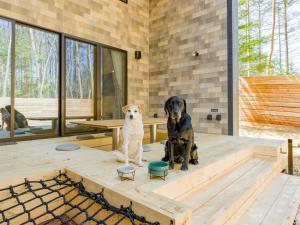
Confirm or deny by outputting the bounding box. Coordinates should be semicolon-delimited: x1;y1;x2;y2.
148;161;169;177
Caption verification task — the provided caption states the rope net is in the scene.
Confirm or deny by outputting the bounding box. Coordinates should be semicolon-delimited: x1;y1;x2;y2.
0;171;160;225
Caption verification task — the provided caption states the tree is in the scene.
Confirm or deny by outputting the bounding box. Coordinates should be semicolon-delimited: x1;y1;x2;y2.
277;1;282;74
238;0;268;76
283;0;289;74
39;36;56;98
2;26;11;97
267;0;276;75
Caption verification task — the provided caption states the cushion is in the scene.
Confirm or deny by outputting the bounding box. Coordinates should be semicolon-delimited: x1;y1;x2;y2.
76;134;95;140
55;143;80;151
29;127;43;132
14;128;29;135
143;145;152;152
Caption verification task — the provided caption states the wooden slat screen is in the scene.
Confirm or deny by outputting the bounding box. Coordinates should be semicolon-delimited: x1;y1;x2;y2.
240;75;300;127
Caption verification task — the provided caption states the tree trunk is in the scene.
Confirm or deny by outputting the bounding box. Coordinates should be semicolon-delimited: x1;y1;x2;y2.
39;39;55;98
267;0;276;75
283;0;289;74
2;30;12;97
29;29;41;89
278;1;282;74
246;0;250;77
258;0;262;66
75;43;83;99
87;47;93;99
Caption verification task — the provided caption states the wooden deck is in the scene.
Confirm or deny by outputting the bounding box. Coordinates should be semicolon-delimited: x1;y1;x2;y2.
0;133;299;225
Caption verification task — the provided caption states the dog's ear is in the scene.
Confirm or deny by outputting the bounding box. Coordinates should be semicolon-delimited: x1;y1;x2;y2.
164;98;171;115
122;105;129;114
183;99;187;114
138;104;145;114
5;105;11;113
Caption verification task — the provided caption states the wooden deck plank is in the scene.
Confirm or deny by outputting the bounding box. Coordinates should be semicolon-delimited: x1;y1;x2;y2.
261;175;300;225
191;160;276;225
180;159;261;210
235;174;300;225
0;134;287;225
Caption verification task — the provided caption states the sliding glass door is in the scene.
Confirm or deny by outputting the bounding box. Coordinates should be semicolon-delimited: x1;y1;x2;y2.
102;47;127;119
0;19;12;139
14;24;59;137
64;38;96;134
0;17;127;141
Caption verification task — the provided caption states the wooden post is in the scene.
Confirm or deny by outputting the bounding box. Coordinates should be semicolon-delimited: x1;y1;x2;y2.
150;124;157;143
112;127;120;150
288;139;293;175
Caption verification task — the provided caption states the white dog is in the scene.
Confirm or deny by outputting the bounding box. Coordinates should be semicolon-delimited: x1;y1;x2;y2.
113;104;144;166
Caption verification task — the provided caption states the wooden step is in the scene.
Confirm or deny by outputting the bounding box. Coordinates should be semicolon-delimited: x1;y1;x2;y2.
150;143;254;200
232;174;300;225
179;159;279;225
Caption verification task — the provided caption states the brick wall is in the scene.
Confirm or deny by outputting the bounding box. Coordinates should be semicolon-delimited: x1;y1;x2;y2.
149;0;228;134
0;0;149;110
0;0;230;134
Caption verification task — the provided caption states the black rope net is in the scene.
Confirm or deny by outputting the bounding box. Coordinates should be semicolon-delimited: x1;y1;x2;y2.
0;171;160;225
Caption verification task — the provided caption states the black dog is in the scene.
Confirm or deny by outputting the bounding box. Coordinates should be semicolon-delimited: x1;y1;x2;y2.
5;105;28;129
162;96;198;171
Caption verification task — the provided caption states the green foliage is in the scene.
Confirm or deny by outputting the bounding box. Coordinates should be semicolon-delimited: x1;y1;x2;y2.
239;0;300;76
238;0;269;76
0;20;94;99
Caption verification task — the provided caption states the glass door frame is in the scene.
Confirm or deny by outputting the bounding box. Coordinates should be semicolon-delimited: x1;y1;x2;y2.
61;35;98;136
99;44;128;120
0;16;128;143
0;16;62;142
61;35;128;135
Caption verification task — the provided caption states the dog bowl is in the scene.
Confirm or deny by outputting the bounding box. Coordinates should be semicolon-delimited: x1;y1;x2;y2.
117;165;135;181
148;161;169;180
55;143;80;151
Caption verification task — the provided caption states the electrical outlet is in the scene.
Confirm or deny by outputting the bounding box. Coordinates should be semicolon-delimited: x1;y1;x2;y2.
207;114;213;120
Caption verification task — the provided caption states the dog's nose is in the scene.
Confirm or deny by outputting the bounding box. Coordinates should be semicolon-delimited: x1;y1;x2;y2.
129;115;133;119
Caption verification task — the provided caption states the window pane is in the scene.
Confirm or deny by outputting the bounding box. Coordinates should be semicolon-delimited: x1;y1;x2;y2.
65;39;95;133
102;48;126;119
0;19;12;139
15;24;59;137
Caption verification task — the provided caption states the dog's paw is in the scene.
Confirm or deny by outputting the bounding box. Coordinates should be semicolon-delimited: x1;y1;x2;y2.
180;163;188;171
189;159;199;165
175;156;184;163
169;163;174;170
135;161;143;167
161;156;169;162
